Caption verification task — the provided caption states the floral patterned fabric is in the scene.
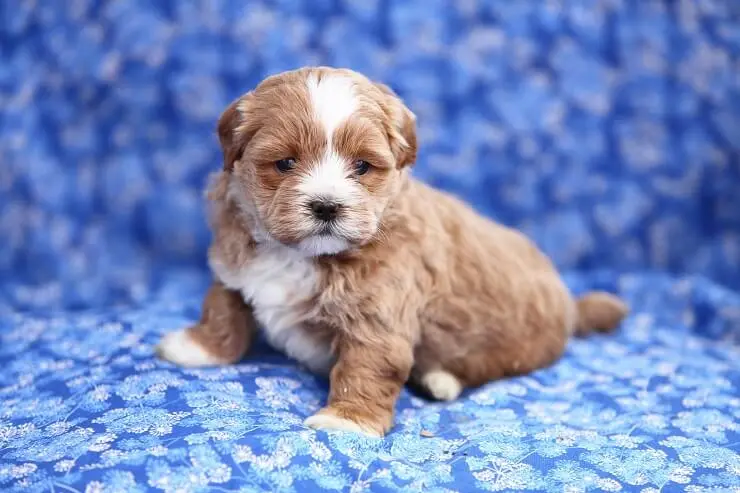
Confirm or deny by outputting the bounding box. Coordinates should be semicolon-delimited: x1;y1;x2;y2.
1;1;739;492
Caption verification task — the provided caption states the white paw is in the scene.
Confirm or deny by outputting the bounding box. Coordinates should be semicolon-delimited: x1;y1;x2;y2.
304;413;381;438
422;370;462;401
156;329;222;367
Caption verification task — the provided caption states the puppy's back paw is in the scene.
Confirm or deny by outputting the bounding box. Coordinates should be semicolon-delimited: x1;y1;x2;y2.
422;370;462;401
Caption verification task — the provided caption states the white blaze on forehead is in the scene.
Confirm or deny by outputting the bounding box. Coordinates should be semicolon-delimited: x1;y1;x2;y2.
301;73;360;203
306;73;358;144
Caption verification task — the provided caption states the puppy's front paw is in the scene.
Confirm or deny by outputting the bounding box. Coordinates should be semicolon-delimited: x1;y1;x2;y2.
304;408;383;438
156;328;223;367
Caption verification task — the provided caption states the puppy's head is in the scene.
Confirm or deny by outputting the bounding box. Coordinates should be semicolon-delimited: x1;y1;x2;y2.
217;67;417;256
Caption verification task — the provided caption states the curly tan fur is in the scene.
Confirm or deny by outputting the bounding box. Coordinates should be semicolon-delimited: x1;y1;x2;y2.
157;67;629;436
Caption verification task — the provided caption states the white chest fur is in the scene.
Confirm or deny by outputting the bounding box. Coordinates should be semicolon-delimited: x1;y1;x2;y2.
210;245;334;374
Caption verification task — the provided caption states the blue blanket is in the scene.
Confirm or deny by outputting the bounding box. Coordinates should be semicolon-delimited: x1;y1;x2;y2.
1;1;739;491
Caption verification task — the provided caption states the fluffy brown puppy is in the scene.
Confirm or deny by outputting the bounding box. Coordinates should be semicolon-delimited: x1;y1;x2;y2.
157;67;628;437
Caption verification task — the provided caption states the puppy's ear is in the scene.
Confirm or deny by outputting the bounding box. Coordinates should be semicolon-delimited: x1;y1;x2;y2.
374;83;417;168
217;93;254;171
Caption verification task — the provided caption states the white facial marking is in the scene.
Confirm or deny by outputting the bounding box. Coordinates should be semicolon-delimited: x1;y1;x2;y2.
300;73;361;205
304;413;382;437
306;73;358;144
157;330;223;367
298;150;359;204
422;370;463;401
209;245;335;374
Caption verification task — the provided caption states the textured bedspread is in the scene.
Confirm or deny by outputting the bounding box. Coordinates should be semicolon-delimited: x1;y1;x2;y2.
2;273;739;492
2;1;739;491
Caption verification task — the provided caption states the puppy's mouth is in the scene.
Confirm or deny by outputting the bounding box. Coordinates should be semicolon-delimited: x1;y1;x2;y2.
265;208;374;256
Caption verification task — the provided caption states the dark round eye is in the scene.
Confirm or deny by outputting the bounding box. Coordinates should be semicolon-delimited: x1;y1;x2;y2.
275;158;297;173
354;159;371;176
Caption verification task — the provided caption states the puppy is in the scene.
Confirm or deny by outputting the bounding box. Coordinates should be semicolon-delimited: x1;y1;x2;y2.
157;67;628;437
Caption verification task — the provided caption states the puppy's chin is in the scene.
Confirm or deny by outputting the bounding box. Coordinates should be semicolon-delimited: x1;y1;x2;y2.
294;234;352;257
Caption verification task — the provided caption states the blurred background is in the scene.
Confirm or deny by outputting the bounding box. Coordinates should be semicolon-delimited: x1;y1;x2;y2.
1;0;738;310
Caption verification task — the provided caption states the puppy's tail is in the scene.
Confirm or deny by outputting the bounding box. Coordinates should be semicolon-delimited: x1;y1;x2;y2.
573;291;629;336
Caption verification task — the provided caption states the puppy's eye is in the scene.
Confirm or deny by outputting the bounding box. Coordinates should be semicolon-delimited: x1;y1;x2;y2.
353;159;371;176
275;158;297;173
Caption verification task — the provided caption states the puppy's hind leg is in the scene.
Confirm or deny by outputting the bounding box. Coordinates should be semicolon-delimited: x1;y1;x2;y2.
411;350;465;402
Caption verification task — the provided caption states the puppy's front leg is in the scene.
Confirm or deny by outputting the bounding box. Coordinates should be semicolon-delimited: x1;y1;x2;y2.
305;334;413;437
157;282;255;367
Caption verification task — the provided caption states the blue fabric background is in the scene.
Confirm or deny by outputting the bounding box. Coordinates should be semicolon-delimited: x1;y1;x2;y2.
1;1;739;492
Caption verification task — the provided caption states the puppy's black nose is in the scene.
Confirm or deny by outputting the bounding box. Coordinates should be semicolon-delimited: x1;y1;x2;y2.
309;200;340;222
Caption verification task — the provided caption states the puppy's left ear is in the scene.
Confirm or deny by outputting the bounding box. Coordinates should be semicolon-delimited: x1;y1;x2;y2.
374;83;417;169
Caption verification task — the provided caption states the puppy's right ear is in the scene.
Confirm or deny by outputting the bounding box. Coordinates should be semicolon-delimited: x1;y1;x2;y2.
217;93;254;171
